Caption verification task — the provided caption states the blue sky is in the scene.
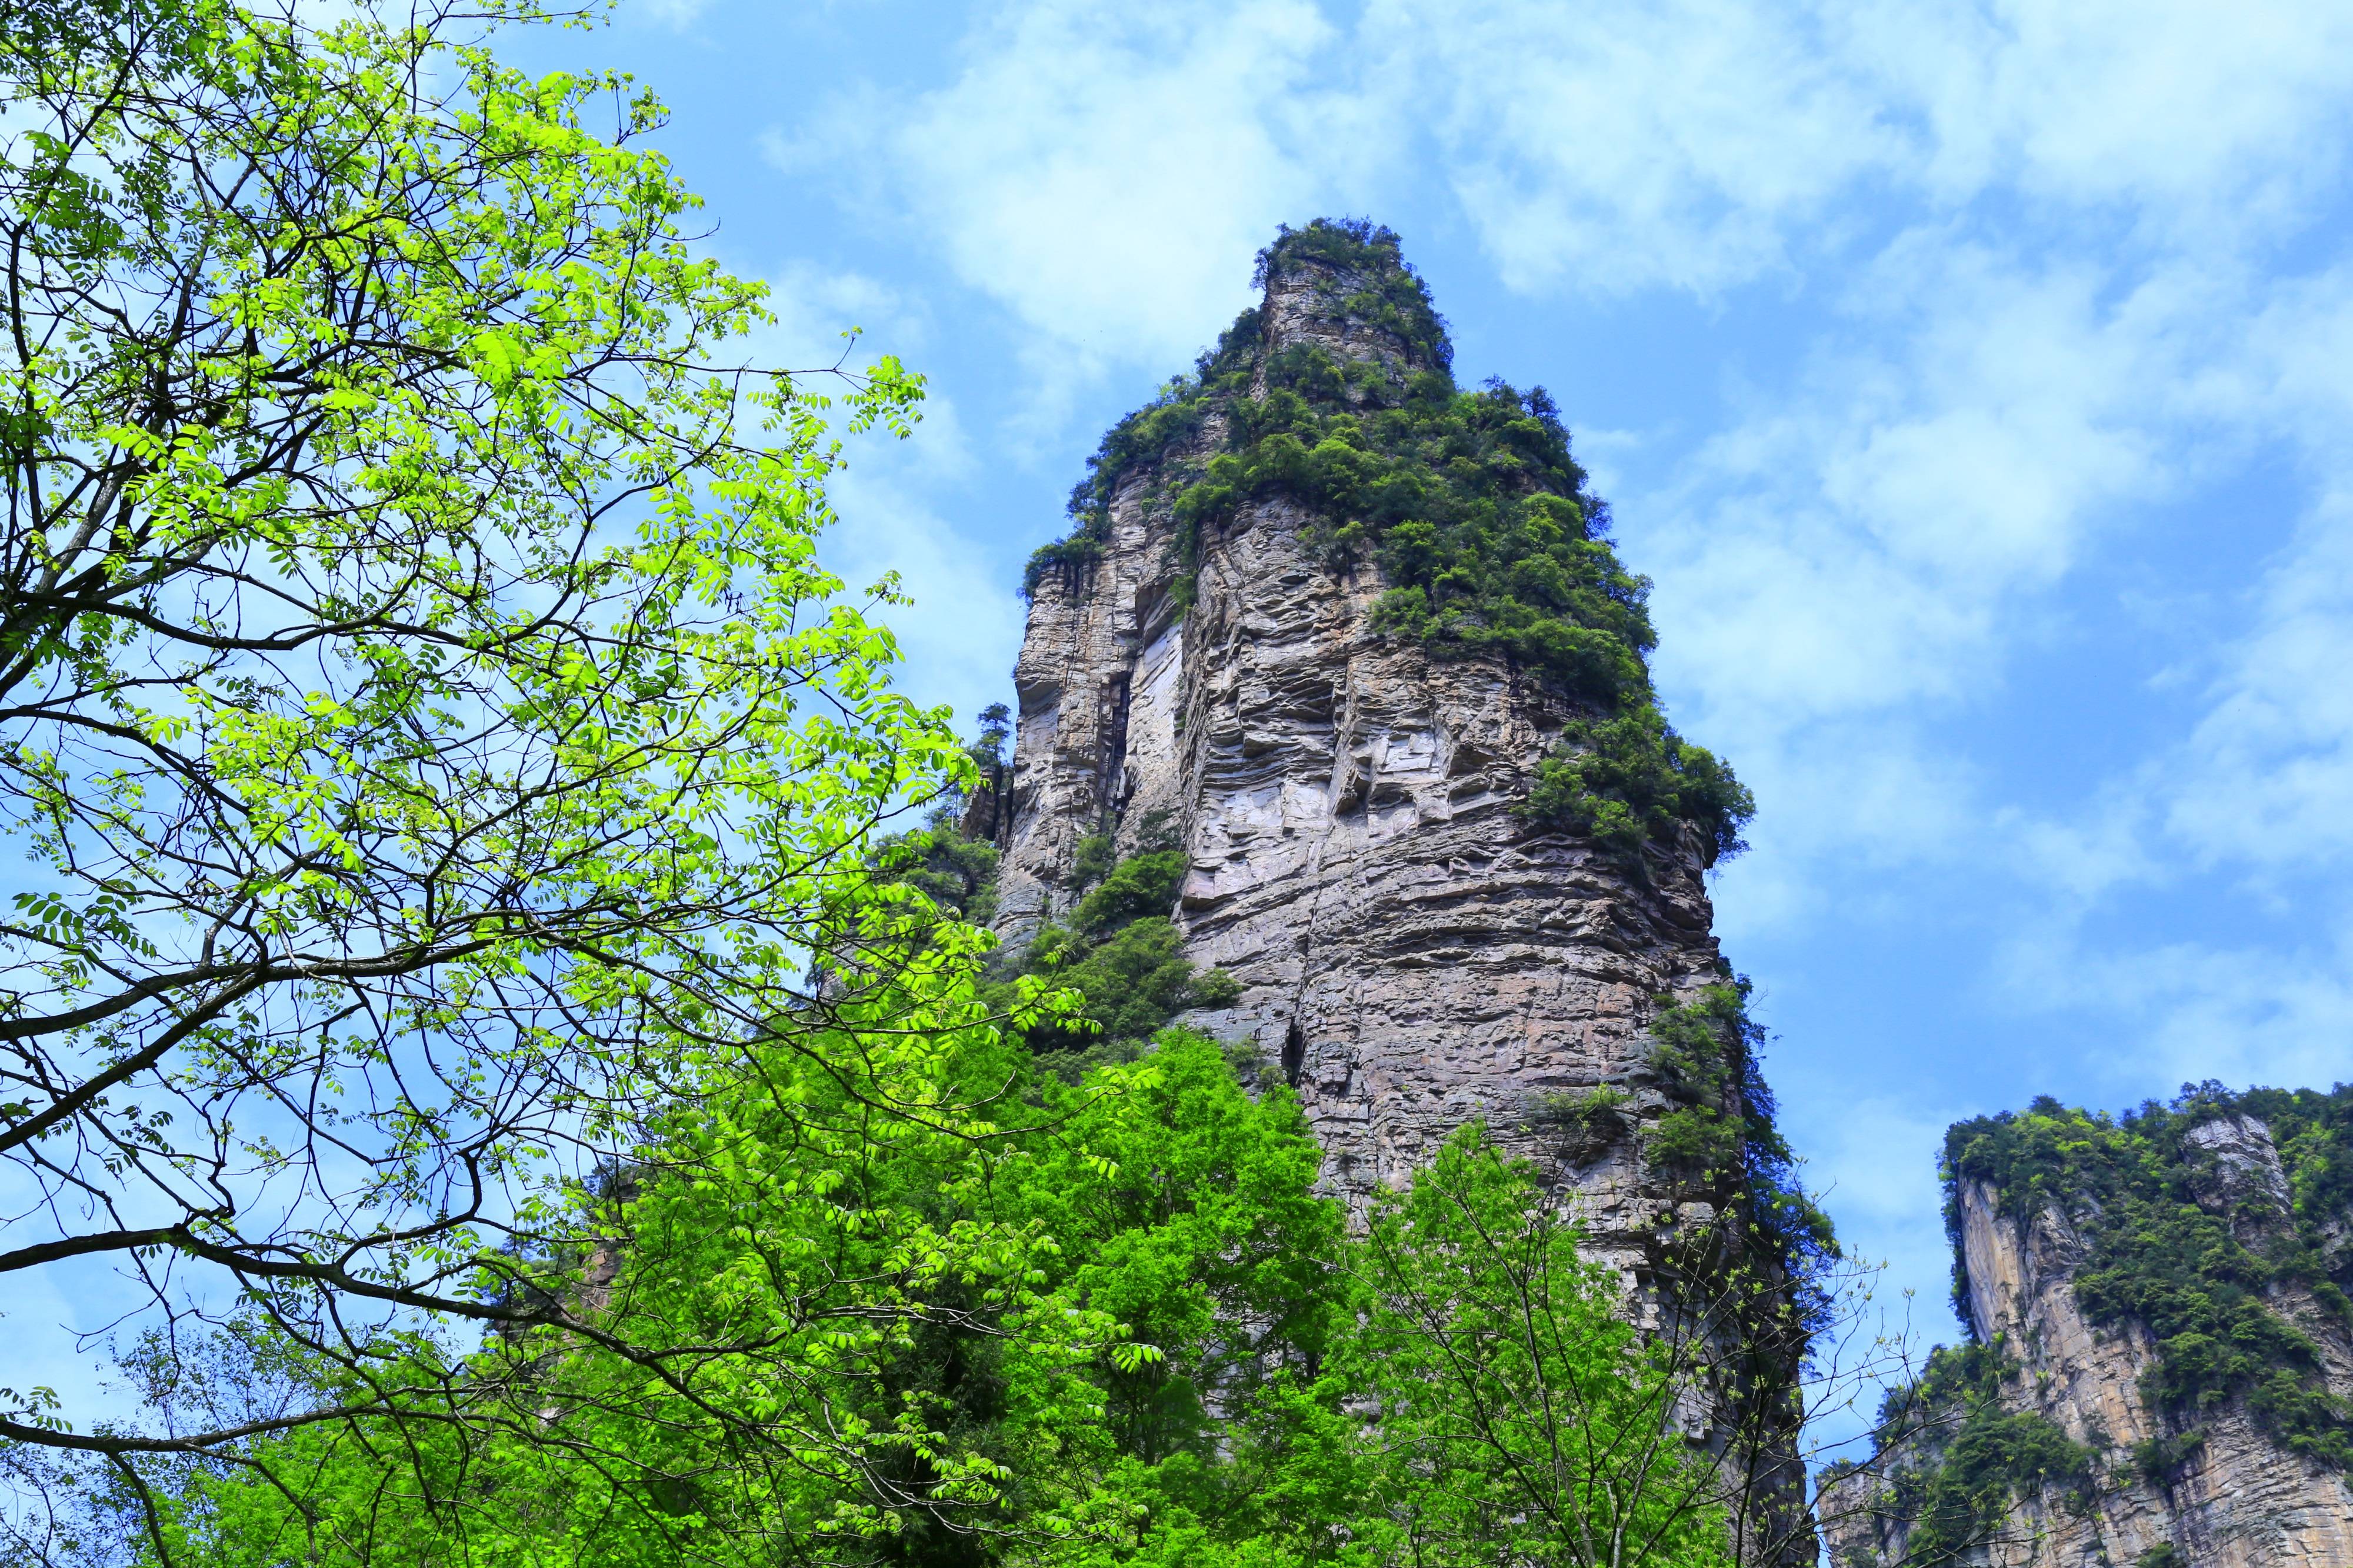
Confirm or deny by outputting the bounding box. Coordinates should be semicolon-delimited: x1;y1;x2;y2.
485;0;2353;1357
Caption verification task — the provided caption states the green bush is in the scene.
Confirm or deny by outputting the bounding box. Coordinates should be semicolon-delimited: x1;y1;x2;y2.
1868;1343;2098;1563
1529;1083;1633;1160
108;1036;1754;1566
1339;1124;1738;1567
878;816;1001;926
1520;705;1754;867
1070;848;1189;936
881;728;1231;1069
1071;830;1118;892
1648;1105;1743;1172
1639;985;1837;1327
1024;916;1239;1064
2132;1427;2206;1484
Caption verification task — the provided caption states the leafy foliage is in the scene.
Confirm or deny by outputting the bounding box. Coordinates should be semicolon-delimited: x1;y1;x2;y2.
1522;708;1755;866
0;0;962;1494
1020;218;1748;869
1070;850;1189;936
31;1042;1746;1568
1021;917;1239;1066
1942;1084;2353;1467
1529;1084;1635;1163
1003;835;1236;1069
1858;1344;2097;1564
882;802;1231;1075
1338;1126;1734;1568
884;816;1005;926
1641;985;1838;1326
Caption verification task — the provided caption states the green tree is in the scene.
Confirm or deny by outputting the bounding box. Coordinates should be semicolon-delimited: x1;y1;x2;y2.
0;0;990;1530
1341;1128;1736;1568
18;1036;1800;1568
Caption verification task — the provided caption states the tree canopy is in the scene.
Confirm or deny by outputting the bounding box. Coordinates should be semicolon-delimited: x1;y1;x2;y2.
0;0;949;1484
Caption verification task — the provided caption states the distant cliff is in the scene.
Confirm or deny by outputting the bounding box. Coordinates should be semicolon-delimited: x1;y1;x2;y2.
987;219;1824;1563
1818;1086;2353;1567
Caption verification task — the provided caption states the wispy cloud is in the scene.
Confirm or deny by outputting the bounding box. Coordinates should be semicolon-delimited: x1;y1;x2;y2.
774;0;1352;382
635;0;713;29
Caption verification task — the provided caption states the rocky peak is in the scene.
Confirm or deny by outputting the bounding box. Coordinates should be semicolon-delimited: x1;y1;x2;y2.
1820;1089;2353;1568
2181;1112;2295;1247
1249;219;1452;381
994;219;1817;1564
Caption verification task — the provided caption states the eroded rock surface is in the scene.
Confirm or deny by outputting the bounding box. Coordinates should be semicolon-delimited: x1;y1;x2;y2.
1000;268;1724;1229
1819;1111;2353;1567
993;231;1814;1563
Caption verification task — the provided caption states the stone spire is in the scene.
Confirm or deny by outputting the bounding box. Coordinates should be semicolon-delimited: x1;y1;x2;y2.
995;221;1814;1562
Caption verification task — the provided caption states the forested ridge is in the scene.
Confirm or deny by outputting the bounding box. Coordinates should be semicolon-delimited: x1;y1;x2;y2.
1944;1085;2353;1468
1818;1085;2353;1567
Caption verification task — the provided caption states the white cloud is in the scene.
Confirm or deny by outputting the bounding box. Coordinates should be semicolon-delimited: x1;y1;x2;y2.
744;261;932;375
1702;723;1979;938
635;0;712;28
784;0;2353;762
775;0;1353;376
1362;0;1904;294
2161;498;2353;872
1651;233;2272;738
783;0;2353;338
1848;0;2353;234
1795;1093;1949;1235
1992;909;2353;1093
1637;239;2245;927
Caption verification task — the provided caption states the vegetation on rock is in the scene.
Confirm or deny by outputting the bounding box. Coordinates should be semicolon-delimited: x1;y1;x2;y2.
1022;219;1751;869
1943;1084;2353;1467
1834;1343;2097;1565
1641;985;1837;1320
885;804;1237;1076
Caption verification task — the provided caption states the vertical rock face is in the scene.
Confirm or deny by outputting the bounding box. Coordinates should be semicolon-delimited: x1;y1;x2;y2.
994;224;1815;1562
1002;246;1721;1223
1818;1099;2353;1568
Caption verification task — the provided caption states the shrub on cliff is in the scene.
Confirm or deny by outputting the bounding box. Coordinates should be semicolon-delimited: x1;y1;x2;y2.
1521;707;1755;868
1639;985;1837;1334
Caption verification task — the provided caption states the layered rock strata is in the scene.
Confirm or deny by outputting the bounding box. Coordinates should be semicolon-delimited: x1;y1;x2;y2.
991;229;1813;1562
999;251;1724;1227
1818;1109;2353;1567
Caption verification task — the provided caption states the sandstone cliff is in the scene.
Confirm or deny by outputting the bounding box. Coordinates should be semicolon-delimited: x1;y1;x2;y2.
1818;1090;2353;1567
988;220;1821;1563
